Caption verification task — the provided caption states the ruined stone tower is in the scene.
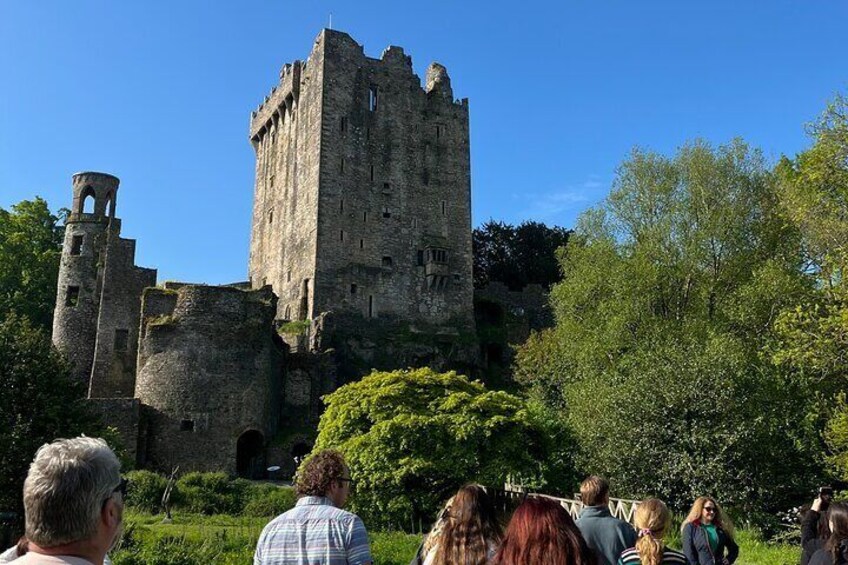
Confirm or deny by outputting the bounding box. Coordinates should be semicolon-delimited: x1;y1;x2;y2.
52;172;157;398
248;30;474;330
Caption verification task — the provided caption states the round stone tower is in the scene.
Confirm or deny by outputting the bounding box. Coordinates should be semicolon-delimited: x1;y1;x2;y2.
52;172;120;386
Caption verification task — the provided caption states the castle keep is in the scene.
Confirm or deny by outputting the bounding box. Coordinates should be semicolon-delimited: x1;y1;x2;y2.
248;30;473;328
51;30;483;477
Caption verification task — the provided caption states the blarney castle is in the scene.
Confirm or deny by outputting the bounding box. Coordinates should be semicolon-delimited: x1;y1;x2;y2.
51;30;549;478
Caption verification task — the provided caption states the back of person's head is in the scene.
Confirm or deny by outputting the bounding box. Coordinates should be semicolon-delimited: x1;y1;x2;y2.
295;449;347;497
433;484;502;565
493;497;593;565
580;475;610;507
23;436;121;548
827;501;848;564
682;496;734;538
634;498;671;565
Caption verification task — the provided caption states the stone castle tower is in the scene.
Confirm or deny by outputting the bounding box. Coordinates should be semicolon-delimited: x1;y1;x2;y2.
52;172;157;398
247;29;474;329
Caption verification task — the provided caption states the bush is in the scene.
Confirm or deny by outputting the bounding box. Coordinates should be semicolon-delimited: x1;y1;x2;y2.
241;484;297;517
174;472;251;515
125;470;168;513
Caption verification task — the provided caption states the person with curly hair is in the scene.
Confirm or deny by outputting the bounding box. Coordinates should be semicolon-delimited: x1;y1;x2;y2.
254;449;372;565
681;497;738;565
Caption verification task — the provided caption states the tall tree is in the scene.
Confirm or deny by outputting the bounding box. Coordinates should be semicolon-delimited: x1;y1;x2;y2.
0;198;65;331
473;220;570;290
516;139;820;512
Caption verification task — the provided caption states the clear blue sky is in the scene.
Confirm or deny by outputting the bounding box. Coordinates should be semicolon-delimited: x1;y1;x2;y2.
2;1;846;284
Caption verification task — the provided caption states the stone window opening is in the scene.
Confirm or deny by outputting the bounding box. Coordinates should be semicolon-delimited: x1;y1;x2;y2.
368;295;375;318
70;235;84;256
340;230;345;242
382;206;391;218
104;192;114;218
383;182;391;191
369;86;378;112
436;125;442;138
366;127;371;140
340;199;344;214
453;273;461;285
180;419;195;432
287;270;292;282
65;286;80;307
359;239;364;249
417;250;424;266
284;304;291;319
441;201;446;215
114;329;129;352
382;256;393;267
363;211;367;222
80;186;96;215
370;165;375;182
270;174;275;188
340;116;348;133
340;158;346;174
350;284;357;295
268;209;274;224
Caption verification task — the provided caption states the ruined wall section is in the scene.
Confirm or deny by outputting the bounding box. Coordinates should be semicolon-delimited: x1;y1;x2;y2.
88;235;157;398
134;285;282;474
248;36;327;320
313;30;474;328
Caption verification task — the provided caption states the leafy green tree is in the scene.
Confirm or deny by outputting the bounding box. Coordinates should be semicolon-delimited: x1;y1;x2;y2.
0;314;100;515
0;198;65;331
772;94;848;480
473;220;570;290
311;368;577;529
516;139;821;512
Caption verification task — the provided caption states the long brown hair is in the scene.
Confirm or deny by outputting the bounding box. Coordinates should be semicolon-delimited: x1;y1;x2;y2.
634;499;670;565
826;501;848;564
682;496;735;539
492;497;594;565
431;484;502;565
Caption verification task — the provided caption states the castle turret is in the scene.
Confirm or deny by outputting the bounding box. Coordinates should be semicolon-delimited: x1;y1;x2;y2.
53;172;120;385
52;172;157;396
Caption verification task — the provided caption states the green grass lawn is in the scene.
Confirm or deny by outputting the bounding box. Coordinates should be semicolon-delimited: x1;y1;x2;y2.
112;511;798;565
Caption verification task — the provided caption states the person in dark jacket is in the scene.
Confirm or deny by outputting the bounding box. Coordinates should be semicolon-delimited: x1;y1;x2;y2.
576;475;637;565
810;501;848;565
802;495;832;565
681;497;738;565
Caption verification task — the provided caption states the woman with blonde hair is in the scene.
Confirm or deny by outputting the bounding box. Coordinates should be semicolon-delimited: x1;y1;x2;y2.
681;496;739;565
617;498;686;564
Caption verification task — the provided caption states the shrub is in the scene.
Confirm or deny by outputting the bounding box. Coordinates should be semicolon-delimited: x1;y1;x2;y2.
241;484;297;517
174;472;250;515
125;470;168;513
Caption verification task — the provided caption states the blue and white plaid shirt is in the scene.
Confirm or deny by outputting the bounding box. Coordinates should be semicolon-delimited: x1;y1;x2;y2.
254;496;372;565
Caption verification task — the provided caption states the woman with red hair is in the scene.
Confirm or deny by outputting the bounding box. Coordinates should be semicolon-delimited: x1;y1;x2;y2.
492;497;595;565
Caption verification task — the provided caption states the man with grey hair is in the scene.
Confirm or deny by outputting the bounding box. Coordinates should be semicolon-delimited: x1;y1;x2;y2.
10;437;124;565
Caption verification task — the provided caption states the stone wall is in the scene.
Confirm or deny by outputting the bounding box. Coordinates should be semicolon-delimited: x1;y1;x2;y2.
87;397;141;466
134;285;283;476
248;29;475;333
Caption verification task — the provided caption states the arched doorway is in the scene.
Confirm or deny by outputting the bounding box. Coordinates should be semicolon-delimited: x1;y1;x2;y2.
236;430;265;479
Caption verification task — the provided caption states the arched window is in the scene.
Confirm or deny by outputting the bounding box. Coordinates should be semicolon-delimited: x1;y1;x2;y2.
80;186;96;214
104;191;114;218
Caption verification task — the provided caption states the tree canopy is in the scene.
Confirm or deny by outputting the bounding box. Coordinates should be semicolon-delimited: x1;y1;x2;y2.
0;198;65;331
473;220;570;290
311;368;576;529
516;139;822;513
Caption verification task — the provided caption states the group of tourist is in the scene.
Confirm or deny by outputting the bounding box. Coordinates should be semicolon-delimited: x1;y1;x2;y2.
1;438;845;565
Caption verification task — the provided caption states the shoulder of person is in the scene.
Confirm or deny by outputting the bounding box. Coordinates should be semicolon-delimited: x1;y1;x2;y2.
662;547;688;563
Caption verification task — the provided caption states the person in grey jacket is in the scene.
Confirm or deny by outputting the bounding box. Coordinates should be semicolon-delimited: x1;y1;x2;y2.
576;475;637;565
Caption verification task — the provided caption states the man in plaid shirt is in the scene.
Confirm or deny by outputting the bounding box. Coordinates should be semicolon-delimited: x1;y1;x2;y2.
254;450;372;565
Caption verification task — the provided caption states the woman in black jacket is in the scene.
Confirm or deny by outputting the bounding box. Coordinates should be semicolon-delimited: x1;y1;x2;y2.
810;502;848;565
681;497;738;565
802;496;832;565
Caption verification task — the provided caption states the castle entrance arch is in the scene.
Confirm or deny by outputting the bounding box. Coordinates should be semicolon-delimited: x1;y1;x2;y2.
236;429;265;479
